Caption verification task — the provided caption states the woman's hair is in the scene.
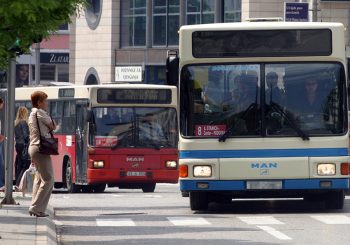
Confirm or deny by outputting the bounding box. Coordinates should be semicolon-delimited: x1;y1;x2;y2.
15;106;28;126
31;91;48;108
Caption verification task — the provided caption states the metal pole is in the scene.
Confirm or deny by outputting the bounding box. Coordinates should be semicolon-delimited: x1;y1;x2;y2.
35;43;40;85
1;57;16;205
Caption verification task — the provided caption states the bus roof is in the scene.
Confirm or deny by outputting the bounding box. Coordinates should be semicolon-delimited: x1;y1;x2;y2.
179;21;344;31
14;84;177;103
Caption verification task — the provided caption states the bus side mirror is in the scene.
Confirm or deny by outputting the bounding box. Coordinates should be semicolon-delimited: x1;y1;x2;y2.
166;50;179;87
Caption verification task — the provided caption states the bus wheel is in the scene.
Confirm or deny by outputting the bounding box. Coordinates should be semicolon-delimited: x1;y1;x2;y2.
65;160;80;193
324;190;344;209
142;183;156;193
82;185;93;193
181;191;189;197
190;192;208;211
93;184;106;193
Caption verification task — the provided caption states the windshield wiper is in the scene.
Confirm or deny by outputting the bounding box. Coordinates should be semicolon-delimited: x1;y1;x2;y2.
219;103;257;142
270;102;309;141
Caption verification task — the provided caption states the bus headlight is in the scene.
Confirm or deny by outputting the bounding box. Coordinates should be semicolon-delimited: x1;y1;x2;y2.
317;163;335;176
166;160;177;168
93;160;104;168
193;165;212;177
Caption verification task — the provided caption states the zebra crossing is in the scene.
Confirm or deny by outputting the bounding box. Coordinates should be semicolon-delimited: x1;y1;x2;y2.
92;214;350;241
95;214;350;227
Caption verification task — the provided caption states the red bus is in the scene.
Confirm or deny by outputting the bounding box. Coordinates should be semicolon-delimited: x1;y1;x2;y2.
11;84;178;193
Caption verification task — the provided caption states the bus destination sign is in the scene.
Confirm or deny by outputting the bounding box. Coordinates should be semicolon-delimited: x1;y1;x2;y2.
97;89;172;104
58;88;75;98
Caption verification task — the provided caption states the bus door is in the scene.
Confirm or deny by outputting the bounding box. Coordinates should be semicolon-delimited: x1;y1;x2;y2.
75;100;89;184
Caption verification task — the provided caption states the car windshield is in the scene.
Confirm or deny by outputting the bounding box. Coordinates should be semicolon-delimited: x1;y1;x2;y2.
90;107;178;148
180;62;346;138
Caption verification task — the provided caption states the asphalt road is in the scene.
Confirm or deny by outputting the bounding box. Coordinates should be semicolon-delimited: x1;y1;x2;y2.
50;184;350;245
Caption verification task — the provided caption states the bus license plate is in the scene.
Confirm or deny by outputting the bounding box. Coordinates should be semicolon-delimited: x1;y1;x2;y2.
246;181;282;190
126;171;146;177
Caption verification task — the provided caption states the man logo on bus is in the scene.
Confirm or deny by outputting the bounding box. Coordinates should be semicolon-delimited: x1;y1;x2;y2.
251;163;278;169
126;157;144;162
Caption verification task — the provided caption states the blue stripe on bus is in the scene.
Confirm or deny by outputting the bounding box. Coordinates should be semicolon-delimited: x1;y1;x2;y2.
180;148;348;159
180;179;349;191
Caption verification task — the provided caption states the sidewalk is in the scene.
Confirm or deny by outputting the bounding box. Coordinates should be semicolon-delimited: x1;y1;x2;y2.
0;192;57;245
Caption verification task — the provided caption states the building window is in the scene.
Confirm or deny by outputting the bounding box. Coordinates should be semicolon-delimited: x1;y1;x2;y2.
224;0;241;22
145;66;166;85
58;23;69;31
186;0;214;25
121;0;146;47
57;64;69;82
85;0;103;30
153;0;179;46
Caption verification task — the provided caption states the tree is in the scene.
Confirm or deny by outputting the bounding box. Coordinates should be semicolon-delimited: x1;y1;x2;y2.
0;0;86;69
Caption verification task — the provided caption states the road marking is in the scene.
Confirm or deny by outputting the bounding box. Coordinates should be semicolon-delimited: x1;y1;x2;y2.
96;219;136;226
111;195;125;197
257;226;292;240
238;216;284;225
143;195;162;198
311;215;350;224
168;217;210;226
53;219;63;226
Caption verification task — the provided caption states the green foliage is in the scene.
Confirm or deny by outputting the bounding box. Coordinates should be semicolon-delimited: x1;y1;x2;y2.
0;0;86;69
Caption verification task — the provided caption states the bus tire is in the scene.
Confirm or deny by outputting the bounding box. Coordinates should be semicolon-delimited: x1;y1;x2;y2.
324;190;344;209
65;160;80;193
181;191;189;197
142;183;156;193
190;192;208;211
93;184;106;193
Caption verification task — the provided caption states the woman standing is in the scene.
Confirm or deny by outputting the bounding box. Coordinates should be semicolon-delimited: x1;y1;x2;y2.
28;91;56;217
14;106;30;189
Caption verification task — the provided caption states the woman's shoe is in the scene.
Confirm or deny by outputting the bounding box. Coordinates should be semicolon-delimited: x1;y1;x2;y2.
29;210;49;217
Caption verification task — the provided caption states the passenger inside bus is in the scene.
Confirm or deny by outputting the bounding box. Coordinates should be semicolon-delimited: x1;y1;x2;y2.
265;71;284;105
203;69;226;113
139;114;165;141
295;78;329;127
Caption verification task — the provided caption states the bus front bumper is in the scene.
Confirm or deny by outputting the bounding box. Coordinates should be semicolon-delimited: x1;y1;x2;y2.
180;179;349;191
87;169;179;184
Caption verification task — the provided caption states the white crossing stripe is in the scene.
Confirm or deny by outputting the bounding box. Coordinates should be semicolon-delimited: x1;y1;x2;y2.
168;217;211;226
257;226;292;240
238;216;284;225
311;215;350;224
143;195;162;198
96;219;136;226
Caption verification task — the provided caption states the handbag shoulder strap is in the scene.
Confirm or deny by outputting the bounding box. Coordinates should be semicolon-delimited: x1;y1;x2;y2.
35;112;42;136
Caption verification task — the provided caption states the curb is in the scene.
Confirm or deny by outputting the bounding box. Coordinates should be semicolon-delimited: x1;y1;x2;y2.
0;195;59;245
36;203;59;245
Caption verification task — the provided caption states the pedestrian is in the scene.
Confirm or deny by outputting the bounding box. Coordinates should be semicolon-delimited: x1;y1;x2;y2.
0;98;5;192
14;106;30;190
28;91;56;217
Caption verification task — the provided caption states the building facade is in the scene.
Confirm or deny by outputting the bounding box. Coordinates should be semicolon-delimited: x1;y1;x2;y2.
70;0;350;85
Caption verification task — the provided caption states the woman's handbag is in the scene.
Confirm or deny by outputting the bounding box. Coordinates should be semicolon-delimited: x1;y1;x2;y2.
36;112;59;155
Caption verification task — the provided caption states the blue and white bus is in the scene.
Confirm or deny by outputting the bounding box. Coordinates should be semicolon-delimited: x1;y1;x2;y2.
168;22;350;210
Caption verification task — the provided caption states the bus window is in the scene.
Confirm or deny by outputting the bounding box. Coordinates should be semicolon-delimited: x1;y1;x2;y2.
51;101;63;134
62;100;76;134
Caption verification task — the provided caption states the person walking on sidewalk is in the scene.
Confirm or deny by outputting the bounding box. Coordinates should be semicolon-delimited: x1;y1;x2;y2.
28;91;56;217
0;98;6;191
14;106;30;189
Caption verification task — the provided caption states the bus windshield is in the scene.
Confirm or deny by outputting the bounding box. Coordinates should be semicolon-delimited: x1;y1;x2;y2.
180;62;346;138
90;107;177;149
